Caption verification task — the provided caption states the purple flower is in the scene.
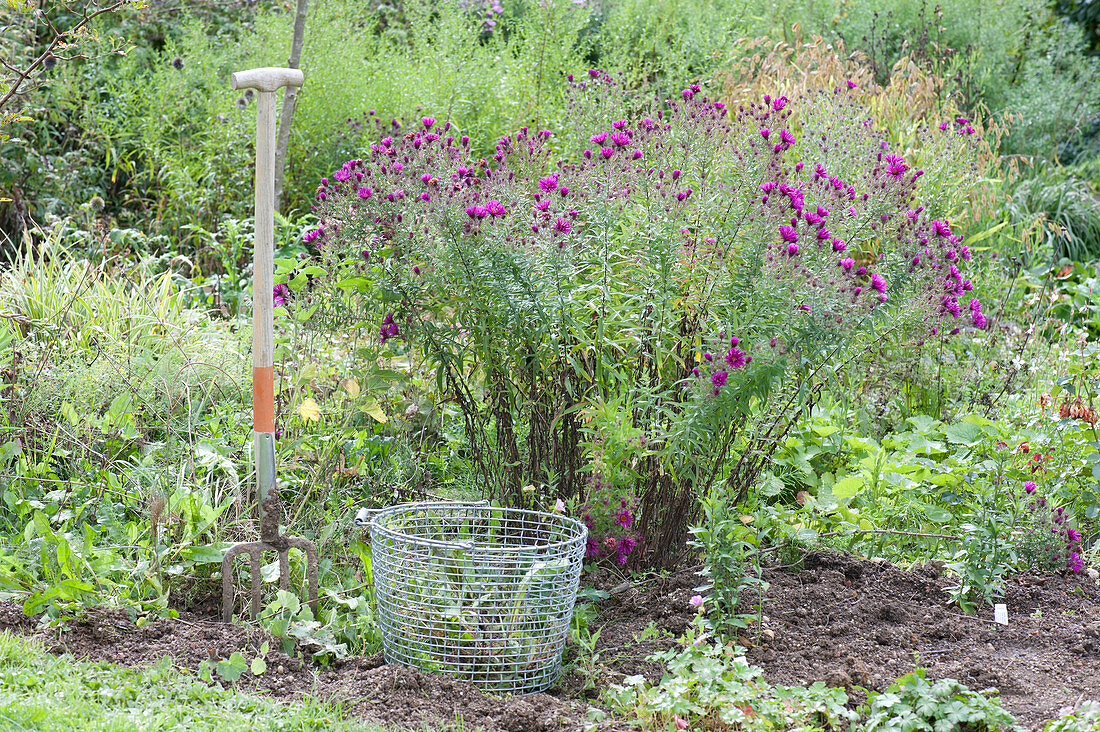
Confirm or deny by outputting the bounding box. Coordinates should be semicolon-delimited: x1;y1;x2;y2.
760;127;771;139
870;273;887;293
773;95;788;111
884;153;908;178
846;79;857;89
553;217;571;234
538;174;559;192
786;243;799;256
610;131;631;147
590;131;608;144
357;187;373;200
779;128;795;146
689;594;704;608
1068;528;1082;544
272;283;291;308
1070;552;1085;573
379;312;400;344
616;509;634;528
779;225;798;243
1024;481;1037;494
840;257;854;271
725;347;746;369
421;116;436;129
711;371;728;388
600;147;615;159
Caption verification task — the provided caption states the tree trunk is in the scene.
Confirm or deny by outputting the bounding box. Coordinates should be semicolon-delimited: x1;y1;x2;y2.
274;0;308;213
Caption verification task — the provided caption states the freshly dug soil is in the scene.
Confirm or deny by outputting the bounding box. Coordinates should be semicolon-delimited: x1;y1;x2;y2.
585;551;1100;730
2;550;1098;731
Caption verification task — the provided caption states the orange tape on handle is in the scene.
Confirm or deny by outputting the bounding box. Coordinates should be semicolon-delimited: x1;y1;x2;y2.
253;365;275;433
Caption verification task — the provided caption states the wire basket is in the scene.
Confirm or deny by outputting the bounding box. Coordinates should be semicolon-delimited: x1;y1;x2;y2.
368;501;587;694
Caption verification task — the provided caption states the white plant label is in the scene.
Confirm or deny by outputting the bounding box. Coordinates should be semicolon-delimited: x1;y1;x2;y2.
994;603;1008;626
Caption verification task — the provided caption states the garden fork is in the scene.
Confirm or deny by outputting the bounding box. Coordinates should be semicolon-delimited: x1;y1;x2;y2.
221;67;318;622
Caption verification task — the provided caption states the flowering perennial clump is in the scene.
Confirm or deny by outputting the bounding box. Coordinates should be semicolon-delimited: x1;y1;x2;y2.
305;72;990;560
578;478;640;566
1016;480;1086;574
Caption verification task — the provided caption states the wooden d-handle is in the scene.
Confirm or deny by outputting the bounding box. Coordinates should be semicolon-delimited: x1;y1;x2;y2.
230;67;304;93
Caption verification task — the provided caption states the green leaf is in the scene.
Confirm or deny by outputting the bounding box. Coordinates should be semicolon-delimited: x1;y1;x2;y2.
945;422;983;446
361;398;388;424
335;277;372;292
216;652;248;682
250;656;267;676
832;476;865;499
907;414;936;433
923;504;953;523
181;545;227;563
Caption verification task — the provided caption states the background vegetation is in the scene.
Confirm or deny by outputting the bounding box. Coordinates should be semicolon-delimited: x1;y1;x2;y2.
1;0;1099;726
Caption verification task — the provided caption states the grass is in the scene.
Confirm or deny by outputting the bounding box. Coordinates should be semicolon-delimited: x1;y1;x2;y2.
0;631;373;731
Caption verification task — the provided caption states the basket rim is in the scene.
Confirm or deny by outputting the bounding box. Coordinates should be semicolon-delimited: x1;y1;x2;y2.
369;500;588;553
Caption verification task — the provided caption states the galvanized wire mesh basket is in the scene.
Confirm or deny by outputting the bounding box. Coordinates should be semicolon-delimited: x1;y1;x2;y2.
367;501;587;694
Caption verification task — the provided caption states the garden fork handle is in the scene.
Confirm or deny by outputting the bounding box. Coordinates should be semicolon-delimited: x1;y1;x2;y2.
232;67;304;540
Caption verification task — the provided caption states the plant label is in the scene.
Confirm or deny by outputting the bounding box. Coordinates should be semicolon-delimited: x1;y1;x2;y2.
994;603;1008;626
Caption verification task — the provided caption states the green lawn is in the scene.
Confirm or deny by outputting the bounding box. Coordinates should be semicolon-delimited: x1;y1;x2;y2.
0;631;374;732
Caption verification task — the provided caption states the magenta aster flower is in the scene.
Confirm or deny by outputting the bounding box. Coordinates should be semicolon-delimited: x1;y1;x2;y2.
779;225;798;243
272;283;291;307
725;347;747;369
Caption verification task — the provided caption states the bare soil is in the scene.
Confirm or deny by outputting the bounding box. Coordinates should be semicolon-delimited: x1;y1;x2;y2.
2;550;1098;731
